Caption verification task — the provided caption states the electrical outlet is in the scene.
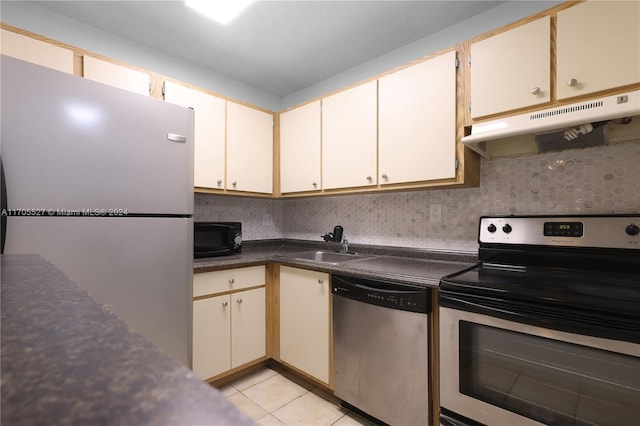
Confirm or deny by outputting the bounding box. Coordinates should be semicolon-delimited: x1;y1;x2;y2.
430;204;442;222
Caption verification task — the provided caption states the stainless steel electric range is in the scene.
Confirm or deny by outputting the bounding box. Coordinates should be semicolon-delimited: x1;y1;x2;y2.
439;215;640;426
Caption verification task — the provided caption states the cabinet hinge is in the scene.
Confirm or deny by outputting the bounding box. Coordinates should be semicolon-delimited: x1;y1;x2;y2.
455;57;460;69
161;81;166;97
468;54;472;67
468;101;472;113
455;158;460;170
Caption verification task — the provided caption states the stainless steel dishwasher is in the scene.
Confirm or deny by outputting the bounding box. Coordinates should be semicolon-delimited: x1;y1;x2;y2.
332;274;431;426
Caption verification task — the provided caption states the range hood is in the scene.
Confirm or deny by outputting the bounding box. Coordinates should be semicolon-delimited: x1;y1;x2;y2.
463;90;640;159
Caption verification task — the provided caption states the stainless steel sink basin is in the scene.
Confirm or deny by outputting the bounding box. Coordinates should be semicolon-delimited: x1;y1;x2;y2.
276;250;372;265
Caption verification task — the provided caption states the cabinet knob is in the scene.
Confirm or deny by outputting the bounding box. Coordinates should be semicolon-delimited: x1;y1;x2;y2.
530;87;541;95
229;278;235;284
217;179;222;186
232;181;237;187
567;78;578;87
366;176;372;182
237;298;243;304
312;182;317;188
381;173;388;180
222;301;228;307
318;278;324;284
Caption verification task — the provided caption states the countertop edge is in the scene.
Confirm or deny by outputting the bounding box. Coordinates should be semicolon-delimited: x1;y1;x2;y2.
194;241;477;288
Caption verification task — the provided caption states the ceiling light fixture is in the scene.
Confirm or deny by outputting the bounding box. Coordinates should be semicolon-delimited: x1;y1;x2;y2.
185;0;256;25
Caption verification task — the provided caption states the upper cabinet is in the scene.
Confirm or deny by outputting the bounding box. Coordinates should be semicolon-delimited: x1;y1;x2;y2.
0;29;73;74
379;51;457;184
556;1;640;100
227;102;274;194
322;81;378;190
82;56;149;96
470;16;551;118
280;101;321;193
164;81;226;190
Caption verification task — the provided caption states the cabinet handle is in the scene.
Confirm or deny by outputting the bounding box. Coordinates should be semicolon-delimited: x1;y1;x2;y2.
217;179;222;186
318;278;324;284
381;173;388;180
530;87;541;95
222;301;228;307
229;278;235;284
237;298;243;304
567;78;578;87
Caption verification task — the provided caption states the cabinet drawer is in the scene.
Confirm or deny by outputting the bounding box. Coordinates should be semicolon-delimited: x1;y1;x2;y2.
194;265;266;297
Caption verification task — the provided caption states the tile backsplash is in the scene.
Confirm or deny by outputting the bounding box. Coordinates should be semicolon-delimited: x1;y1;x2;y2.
195;142;639;253
194;195;284;240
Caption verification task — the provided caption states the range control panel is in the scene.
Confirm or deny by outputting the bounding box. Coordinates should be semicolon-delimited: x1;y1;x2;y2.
479;215;640;249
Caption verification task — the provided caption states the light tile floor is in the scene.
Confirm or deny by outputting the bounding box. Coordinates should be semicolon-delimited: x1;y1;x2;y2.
217;366;377;426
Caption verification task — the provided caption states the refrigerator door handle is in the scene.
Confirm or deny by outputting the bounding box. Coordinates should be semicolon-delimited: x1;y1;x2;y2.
1;155;7;254
167;133;186;143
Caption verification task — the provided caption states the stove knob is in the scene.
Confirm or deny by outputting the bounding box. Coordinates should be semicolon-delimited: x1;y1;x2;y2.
626;223;640;236
487;224;497;233
502;224;513;234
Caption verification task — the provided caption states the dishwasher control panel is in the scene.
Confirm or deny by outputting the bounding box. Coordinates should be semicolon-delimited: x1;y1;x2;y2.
332;274;431;314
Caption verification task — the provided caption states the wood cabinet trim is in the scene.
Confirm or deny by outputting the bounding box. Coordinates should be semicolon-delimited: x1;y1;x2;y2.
266;264;280;361
193;284;266;301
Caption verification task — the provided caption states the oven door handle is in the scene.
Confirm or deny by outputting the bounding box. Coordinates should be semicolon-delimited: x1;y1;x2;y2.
439;292;640;344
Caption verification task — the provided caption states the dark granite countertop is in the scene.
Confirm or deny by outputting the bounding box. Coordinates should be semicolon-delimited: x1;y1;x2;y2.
194;240;477;288
1;254;254;426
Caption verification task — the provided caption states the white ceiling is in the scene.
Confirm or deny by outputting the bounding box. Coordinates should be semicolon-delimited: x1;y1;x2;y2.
29;1;505;97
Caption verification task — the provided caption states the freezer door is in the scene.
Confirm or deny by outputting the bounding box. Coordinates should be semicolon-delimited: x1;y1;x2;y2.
0;55;193;215
3;216;193;367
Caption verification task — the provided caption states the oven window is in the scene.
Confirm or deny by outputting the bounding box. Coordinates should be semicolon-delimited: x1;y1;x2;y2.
459;321;640;426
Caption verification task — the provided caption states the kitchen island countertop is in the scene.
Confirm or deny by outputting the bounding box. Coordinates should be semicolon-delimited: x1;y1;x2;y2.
1;254;254;426
194;240;477;287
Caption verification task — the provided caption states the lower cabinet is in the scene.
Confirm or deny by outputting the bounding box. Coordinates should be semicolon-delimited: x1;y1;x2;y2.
279;266;331;386
192;267;266;381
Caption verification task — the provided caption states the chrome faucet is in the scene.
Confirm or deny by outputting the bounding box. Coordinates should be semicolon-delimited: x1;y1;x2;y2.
340;237;349;253
321;225;350;252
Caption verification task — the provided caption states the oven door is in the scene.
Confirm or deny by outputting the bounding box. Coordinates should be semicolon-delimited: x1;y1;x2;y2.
440;306;640;426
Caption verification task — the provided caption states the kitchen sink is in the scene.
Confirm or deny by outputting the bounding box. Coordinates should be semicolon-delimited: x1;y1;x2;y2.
275;250;373;265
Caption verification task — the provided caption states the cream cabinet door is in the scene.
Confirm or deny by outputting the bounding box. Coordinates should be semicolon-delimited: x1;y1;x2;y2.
470;16;551;118
379;51;457;184
231;288;266;368
557;1;640;100
227;102;274;194
82;56;149;96
280;101;321;193
322;81;378;190
164;81;226;190
0;29;73;74
279;266;330;385
192;294;231;380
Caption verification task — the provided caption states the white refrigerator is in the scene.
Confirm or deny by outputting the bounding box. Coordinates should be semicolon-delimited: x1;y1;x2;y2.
1;55;194;367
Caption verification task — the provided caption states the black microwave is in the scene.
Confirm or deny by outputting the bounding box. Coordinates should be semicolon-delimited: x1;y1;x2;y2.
194;222;242;258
